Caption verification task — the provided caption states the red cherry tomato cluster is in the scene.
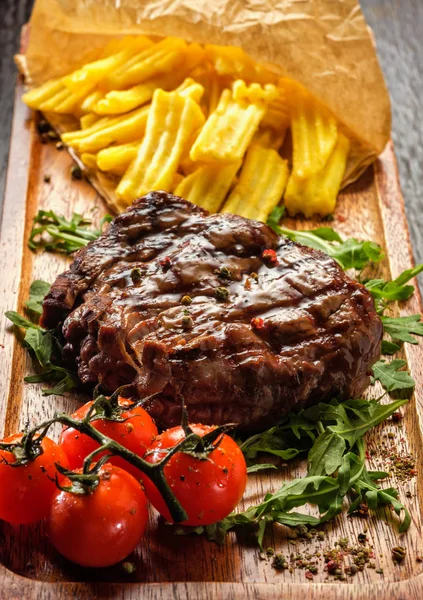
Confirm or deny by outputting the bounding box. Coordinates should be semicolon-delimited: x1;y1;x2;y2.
0;399;247;568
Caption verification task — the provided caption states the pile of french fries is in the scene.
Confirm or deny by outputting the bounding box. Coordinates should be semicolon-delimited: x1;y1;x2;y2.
23;36;350;219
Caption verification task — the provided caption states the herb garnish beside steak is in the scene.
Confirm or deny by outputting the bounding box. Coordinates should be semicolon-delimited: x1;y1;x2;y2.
41;192;382;430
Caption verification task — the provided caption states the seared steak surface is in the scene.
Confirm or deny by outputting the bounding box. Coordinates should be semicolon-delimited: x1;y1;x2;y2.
41;192;382;430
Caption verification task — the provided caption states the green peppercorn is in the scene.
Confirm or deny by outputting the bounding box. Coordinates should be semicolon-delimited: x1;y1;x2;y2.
215;287;229;302
392;546;406;563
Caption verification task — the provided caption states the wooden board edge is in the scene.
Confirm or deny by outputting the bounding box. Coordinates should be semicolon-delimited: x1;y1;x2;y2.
0;78;32;437
1;109;423;597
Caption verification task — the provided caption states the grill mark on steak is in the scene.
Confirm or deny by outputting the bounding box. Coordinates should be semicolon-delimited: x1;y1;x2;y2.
41;191;382;430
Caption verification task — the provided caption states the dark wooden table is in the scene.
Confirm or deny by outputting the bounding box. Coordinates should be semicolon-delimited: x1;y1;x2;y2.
1;0;422;283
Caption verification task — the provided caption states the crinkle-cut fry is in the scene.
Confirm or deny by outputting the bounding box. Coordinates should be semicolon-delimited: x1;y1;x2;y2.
80;153;98;170
290;87;338;179
63;116;111;141
22;78;64;110
205;45;278;85
116;89;205;204
81;90;104;113
80;113;102;129
174;161;240;212
170;172;184;193
253;127;286;150
53;82;95;114
62;105;150;153
101;36;151;57
97;142;141;176
190;80;277;164
261;90;289;131
38;87;73;112
93;70;183;115
175;78;205;103
284;133;350;218
104;37;187;91
62;36;153;92
222;144;289;221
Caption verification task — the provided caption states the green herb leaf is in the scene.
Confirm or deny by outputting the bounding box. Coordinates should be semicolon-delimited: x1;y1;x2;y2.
29;209;112;254
365;265;423;303
5;311;39;330
381;314;423;345
267;208;384;271
307;431;346;476
372;359;415;392
246;463;278;474
381;340;401;355
24;280;51;316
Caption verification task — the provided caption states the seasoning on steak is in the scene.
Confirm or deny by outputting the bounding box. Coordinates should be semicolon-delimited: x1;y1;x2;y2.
41;191;382;430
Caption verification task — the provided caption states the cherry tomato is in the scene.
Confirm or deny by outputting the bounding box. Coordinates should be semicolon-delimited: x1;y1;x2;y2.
143;424;247;526
0;433;68;525
48;463;148;567
60;398;158;480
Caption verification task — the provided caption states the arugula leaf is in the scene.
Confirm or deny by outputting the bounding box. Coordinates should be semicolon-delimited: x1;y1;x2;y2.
267;207;384;271
28;209;112;254
246;463;278;474
210;439;408;547
372;359;415;392
24;280;51;316
5;281;78;396
381;340;401;355
365;265;423;303
307;431;345;476
5;311;39;330
381;314;423;345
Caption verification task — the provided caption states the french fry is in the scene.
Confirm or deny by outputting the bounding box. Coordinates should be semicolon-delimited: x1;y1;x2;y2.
190;80;277;164
253;127;286;150
175;78;205;103
62;105;150;153
222;144;289;221
170;172;184;193
289;84;338;179
205;45;277;85
116;89;205;204
104;37;187;91
284;133;350;217
80;90;104;113
97;142;141;176
38;87;76;113
175;161;241;212
80;113;102;130
22;78;64;110
93;71;184;115
62;36;153;92
80;153;98;170
261;89;289;132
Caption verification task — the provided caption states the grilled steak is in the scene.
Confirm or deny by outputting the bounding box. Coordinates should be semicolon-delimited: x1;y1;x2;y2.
41;192;382;430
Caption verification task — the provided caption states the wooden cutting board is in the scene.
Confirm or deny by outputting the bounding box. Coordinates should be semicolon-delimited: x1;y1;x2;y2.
0;79;422;600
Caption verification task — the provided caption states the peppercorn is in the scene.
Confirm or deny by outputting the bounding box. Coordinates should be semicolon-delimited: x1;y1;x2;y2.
159;256;171;271
43;174;51;183
215;287;229;302
215;266;232;280
261;248;279;266
37;119;50;134
250;317;265;330
358;533;367;544
181;295;192;306
71;165;83;180
130;267;142;283
181;315;193;330
392;546;406;563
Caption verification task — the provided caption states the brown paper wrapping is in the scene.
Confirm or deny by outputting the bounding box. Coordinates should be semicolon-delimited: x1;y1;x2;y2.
19;0;391;196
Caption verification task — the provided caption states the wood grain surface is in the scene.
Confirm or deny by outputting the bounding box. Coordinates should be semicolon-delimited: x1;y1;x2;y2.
0;81;423;599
